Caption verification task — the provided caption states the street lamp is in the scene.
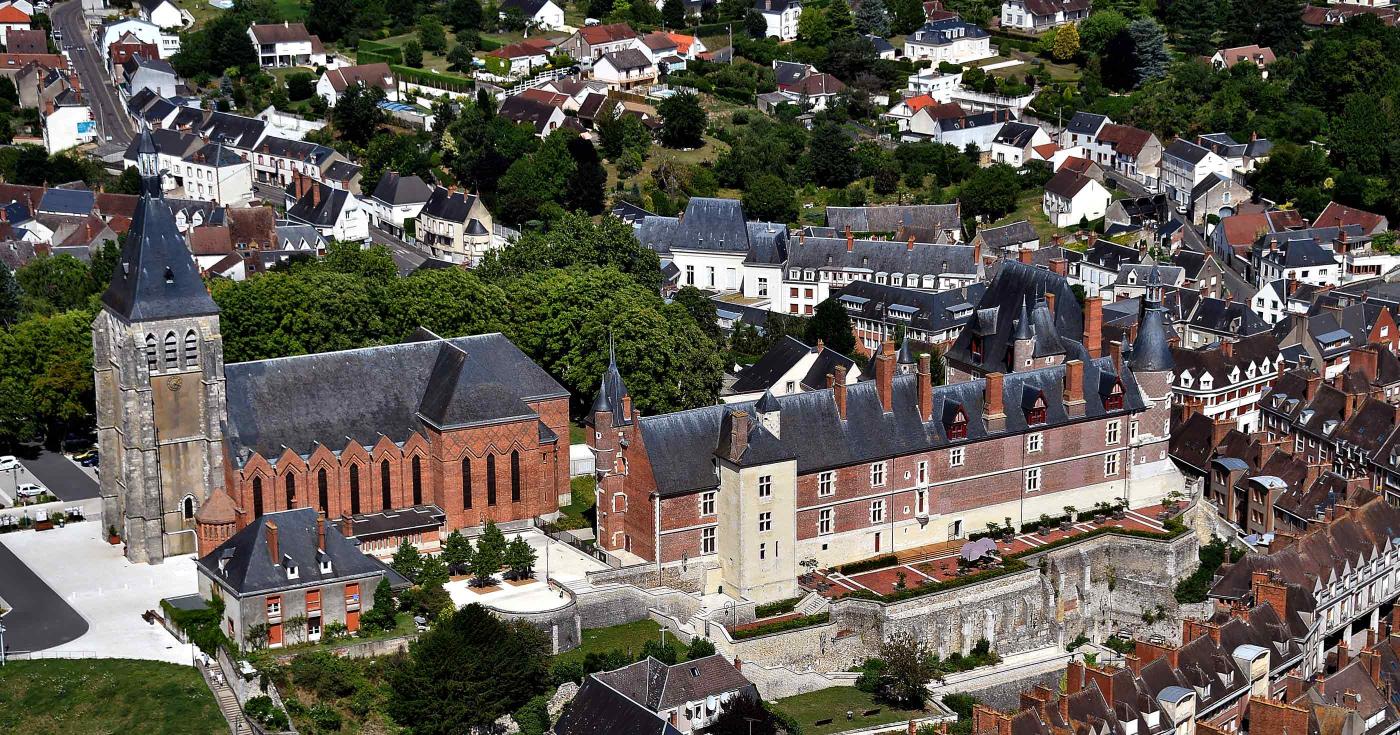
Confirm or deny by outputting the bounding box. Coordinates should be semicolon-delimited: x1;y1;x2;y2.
1;621;7;666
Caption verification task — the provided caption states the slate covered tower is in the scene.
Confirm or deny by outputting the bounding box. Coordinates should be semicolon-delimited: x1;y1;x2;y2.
93;128;229;563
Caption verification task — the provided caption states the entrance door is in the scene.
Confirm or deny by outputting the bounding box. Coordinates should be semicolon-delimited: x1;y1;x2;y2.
268;623;283;647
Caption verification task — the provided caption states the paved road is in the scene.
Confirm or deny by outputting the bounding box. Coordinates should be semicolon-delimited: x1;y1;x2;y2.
52;0;133;148
370;224;446;275
1105;172;1151;198
20;450;99;502
0;542;89;653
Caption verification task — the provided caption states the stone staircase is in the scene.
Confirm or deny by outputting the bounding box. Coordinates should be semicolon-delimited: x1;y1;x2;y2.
793;590;830;616
202;662;249;734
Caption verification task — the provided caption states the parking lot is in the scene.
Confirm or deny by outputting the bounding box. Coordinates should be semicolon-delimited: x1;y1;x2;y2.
0;448;99;506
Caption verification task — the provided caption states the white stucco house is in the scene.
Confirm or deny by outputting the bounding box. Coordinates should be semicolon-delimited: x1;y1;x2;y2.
247;22;327;68
99;17;181;60
498;0;565;29
753;0;801;41
903;18;995;64
137;0;182;28
1043;169;1110;228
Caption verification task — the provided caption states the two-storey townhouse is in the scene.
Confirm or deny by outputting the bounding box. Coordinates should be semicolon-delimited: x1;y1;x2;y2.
1173;331;1281;433
246;135;338;188
247;22;326;68
1161;139;1231;212
903;17;996;64
780;229;979;315
414;186;495;265
1000;0;1088;31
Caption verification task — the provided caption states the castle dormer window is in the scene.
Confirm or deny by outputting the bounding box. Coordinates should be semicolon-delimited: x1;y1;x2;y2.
1026;392;1047;426
1104;380;1124;411
947;406;968;439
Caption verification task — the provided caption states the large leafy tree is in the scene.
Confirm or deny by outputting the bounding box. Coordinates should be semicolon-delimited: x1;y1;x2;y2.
874;632;940;708
476;211;662;290
388;604;550;734
1165;0;1217;55
740;173;799;223
701;696;781;735
1129;17;1170;87
662;0;686;27
361;133;433;194
1222;0;1305;55
657;91;708;149
806;122;857;188
16;254;96;315
805;299;856;355
383;268;506;341
332;84;389;147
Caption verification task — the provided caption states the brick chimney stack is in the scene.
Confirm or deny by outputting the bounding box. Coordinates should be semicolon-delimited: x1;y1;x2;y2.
875;340;895;413
917;352;933;422
830;365;848;419
1049;257;1067;276
1351;345;1379;384
1064;359;1084;414
1337;640;1351;670
985;372;1005;429
1018;249;1031;264
907;234;915;252
317;513;326;551
1084;297;1103;357
725;410;750;462
846;225;854;252
266;520;279;564
1251;570;1289;618
339;515;352;539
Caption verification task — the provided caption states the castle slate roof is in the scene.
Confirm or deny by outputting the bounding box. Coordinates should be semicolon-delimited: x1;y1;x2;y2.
787;237;975;276
196;508;401;597
637;197;789;264
825;203;961;240
838;280;987;336
945;260;1082;374
593;654;756;712
638;352;1142;496
554;677;684;735
223;331;567;463
102;132;219;322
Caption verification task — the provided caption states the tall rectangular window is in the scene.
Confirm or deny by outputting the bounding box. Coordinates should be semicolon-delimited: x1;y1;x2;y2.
486;454;497;506
317;469;328;513
380;460;392;510
818;471;835;497
349;465;360;514
462;458;472;509
510;451;521;503
1106;420;1120;445
950;447;964;467
758;475;772;498
870;499;885;524
701;527;716;554
700;491;716;516
1025;467;1041;493
411;455;423;505
819;508;832;535
1027;433;1042;453
1105;453;1119;477
758;512;771;533
917;460;928;485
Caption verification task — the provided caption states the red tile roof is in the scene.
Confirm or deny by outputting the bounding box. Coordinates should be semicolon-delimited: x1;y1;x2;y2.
577;22;637;45
1312;202;1386;234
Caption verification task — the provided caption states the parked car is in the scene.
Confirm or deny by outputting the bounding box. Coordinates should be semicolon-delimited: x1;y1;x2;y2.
16;483;45;498
0;455;18;471
79;452;99;468
72;448;97;463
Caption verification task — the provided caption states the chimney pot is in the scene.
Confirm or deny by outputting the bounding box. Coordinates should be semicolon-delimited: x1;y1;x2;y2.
266;520;279;564
875;341;895;413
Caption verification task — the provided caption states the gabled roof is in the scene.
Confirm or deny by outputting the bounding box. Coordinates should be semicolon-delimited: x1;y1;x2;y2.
993;121;1041;148
498;94;563;134
248;22;317;45
593;654;756;712
638;197;789;263
1064;111;1107;137
323;63;394;93
1165;138;1213;165
1044;169;1095;199
196;508;398;596
577;22;638;45
975;220;1037;250
0;4;30;21
1312;201;1387;234
945;260;1084;374
600;47;652;71
371;172;433;206
730;336;856;394
826;204;961;239
554;677;684;735
420;186;482;224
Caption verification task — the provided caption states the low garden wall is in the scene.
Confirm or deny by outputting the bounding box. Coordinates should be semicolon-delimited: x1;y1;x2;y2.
483;580;582;654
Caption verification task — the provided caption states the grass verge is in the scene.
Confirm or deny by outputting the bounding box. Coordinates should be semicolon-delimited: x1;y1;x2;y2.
0;658;227;735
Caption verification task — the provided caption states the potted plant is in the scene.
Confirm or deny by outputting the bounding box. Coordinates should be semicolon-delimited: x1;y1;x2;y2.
1038;513;1053;537
1064;505;1077;523
1060;506;1076;530
108;525;121;545
985;521;1002;539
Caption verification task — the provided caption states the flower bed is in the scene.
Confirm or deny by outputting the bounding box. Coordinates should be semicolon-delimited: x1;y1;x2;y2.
730;612;830;640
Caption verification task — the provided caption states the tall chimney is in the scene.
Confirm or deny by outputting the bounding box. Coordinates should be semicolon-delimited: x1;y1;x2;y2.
846;225;854;253
725;410;750;462
1084;297;1103;358
1018;249;1031;264
317;514;326;551
1049;258;1067;276
1108;340;1123;372
1064;359;1084;414
831;365;848;419
875;340;896;413
311;182;321;208
339;515;353;538
985;372;1005;427
907;234;915;252
266;520;279;564
917;352;933;422
1338;640;1351;670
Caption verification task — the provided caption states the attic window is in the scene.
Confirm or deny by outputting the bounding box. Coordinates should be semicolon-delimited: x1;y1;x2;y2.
1026;393;1047;426
163;266;174;284
319;553;332;574
1104;380;1124;411
690;666;700;677
970;336;983;364
284;555;298;580
947;406;968;439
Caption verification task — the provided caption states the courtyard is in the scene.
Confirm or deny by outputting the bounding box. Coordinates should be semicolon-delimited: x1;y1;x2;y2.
445;528;608;612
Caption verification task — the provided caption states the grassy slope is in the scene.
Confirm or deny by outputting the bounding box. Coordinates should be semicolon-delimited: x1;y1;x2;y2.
553;619;687;668
773;686;927;735
0;659;227;735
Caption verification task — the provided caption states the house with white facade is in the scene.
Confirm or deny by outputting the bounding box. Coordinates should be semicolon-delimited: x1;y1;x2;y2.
122;128;251;205
1043;169;1110;228
753;0;801;41
0;4;27;47
498;0;565;29
559;22;643;63
903;18;995;64
366;172;432;240
42;87;95;153
1172;331;1278;433
990;120;1051;166
1161;138;1231;212
905;108;1014;151
1249;226;1356;290
1000;0;1089;31
316;63;397;107
723;336;861;403
120;54;178;98
137;0;182;28
98;17;180;60
247;22;326;68
246;135;339;188
284;174;370;241
414;186;496;265
591;48;657;90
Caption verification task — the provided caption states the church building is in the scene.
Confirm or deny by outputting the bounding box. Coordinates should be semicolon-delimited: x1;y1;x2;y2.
94;130;571;564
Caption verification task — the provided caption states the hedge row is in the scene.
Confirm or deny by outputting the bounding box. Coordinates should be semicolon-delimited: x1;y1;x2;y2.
392;65;476;92
730;612;830;640
839;554;898;575
754;596;802;619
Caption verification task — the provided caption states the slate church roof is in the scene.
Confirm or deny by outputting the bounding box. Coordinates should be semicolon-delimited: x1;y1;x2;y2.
222;330;567;464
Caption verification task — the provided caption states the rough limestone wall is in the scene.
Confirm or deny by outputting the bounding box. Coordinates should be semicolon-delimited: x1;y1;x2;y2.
584;560;711;592
573;583;706;630
955;669;1065;711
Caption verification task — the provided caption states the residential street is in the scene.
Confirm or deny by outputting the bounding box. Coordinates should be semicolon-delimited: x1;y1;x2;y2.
52;0;133;148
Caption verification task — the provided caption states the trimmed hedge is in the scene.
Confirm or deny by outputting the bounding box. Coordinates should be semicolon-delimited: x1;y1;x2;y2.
839;554;898;575
731;612;830;640
392;65;475;92
754;596;802;619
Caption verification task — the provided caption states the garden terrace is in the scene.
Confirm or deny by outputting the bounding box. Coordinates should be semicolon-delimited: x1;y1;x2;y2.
802;502;1182;600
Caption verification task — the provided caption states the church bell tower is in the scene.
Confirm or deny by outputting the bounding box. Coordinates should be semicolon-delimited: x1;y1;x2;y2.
92;128;230;563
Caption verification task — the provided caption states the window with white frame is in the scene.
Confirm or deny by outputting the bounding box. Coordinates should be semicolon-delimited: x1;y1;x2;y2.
916;488;927;515
1105;453;1119;476
758;512;772;533
871;499;885;524
1027;433;1042;453
1025;467;1041;492
950;447;964;467
1129;421;1138;441
917;460;928;484
819;508;832;535
818;471;835;496
870;462;886;487
701;527;716;554
700;491;716;516
758;475;772;499
1106;420;1120;445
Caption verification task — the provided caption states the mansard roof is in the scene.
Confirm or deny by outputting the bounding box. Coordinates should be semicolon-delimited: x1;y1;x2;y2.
786;236;976;275
196;508;401;596
945;260;1084;374
223;331;567;464
825;203;962;240
637;355;1142;496
637;197;789;264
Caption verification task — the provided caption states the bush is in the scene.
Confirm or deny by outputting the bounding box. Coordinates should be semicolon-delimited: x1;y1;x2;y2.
855;657;886;693
308;703;343;732
730;613;830;640
1174;537;1236;603
514;694;551;735
244;695;290;731
686;637;717;660
839;555;898;575
551;659;585;686
754;597;802;618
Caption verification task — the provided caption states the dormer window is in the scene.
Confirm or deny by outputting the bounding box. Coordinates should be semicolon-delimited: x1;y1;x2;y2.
1026;392;1047;426
1104;380;1124;411
970;336;983;364
318;552;332;574
947;406;968;439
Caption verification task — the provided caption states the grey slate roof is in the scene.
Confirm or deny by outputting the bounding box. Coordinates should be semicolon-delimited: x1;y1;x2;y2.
254;135;336;165
825;204;962;239
554;676;683;735
421;187;482;224
838;280;987;337
787;237;976;276
324;161;361;182
1165;138;1212;165
285;182;351;228
639;352;1143;496
945;260;1082;374
603;48;653;71
975;220;1037;251
1064;111;1107;137
101;132;219;322
371;173;433;205
195;508;400;597
223;331;566;462
593;654;756;711
773;60;811;87
729;336;856;394
994;121;1041;148
1130;300;1174;372
38;187;95;215
638;197;788;264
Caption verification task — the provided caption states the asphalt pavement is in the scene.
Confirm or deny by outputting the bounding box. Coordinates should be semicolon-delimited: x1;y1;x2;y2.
53;0;133;148
0;542;89;653
19;451;99;502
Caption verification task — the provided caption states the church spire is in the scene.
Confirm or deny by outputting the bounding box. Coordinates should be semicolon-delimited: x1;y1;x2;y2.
137;126;161;197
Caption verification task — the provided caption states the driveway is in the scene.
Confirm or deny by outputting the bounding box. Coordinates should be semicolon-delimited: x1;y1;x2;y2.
52;0;133;147
0;542;89;653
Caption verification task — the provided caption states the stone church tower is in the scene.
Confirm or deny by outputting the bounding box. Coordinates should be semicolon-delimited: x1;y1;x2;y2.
93;129;229;563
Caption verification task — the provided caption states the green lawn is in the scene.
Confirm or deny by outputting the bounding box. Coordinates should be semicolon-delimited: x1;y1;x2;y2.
568;422;587;445
988;189;1063;244
273;0;307;21
0;659;228;735
773;687;928;735
554;619;686;668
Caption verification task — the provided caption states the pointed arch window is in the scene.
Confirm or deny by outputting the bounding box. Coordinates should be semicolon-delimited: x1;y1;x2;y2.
487;454;497;506
317;468;329;512
183;330;198;368
412;455;423;506
284;473;296;509
380;460;392;510
349;465;361;514
145;334;158;372
510;451;521;503
163;331;177;369
183;495;195;520
462;457;473;510
1026;392;1047;426
252;476;264;517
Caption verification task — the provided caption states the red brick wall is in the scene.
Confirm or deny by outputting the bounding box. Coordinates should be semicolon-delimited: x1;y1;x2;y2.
225;395;569;534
